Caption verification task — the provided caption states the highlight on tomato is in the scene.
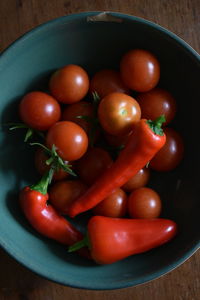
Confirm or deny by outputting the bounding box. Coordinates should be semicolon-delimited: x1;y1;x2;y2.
46;121;88;161
49;64;89;104
137;88;177;125
128;187;162;219
92;188;127;218
120;49;160;92
150;127;184;171
123;167;150;192
19;91;61;131
98;92;141;136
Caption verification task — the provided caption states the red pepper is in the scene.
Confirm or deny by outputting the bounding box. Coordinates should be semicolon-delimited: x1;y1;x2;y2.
69;216;177;264
19;169;82;246
68;116;166;217
20;187;82;245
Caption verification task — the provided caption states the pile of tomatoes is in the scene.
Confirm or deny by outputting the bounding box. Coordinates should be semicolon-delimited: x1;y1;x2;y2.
17;49;184;228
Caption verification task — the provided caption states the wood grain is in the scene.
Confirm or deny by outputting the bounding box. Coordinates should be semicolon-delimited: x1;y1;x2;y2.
0;1;199;299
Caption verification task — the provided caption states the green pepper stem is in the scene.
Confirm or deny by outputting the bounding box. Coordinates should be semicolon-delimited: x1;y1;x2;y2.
146;115;166;136
30;168;54;195
68;235;90;252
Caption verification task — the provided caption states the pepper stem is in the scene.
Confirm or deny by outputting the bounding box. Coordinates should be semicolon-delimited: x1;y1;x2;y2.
146;115;166;136
30;168;54;195
68;235;90;252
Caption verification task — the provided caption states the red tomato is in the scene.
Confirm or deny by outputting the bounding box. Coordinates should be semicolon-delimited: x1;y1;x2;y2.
120;49;160;92
34;148;70;181
46;121;88;161
19;91;61;130
128;187;162;218
150;128;184;171
98;92;141;136
62;101;94;134
123;167;150;192
90;69;130;98
49;180;87;214
75;147;113;186
93;188;127;218
137;88;177;125
104;131;131;148
49;65;89;104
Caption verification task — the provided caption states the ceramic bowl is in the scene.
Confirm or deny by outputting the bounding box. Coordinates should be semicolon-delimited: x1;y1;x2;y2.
0;12;199;290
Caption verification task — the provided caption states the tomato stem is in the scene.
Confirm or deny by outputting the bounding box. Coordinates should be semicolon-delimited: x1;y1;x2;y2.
30;142;77;177
8;122;44;141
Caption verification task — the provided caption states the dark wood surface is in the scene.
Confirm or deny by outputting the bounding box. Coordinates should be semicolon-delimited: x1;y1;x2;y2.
0;1;199;299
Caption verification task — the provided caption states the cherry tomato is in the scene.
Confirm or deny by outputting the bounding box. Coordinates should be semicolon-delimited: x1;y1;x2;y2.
19;91;61;131
98;92;141;136
90;69;130;99
75;147;113;186
34;148;70;181
93;188;127;218
62;101;94;134
49;64;89;104
128;187;162;218
104;131;131;148
49;180;87;214
150;127;184;171
46;121;88;161
137;88;177;125
123;167;150;192
120;49;160;92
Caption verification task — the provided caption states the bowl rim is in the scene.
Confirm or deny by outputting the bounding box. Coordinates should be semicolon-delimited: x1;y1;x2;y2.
0;11;200;290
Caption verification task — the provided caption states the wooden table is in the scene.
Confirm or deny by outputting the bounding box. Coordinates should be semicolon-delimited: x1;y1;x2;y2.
0;1;199;299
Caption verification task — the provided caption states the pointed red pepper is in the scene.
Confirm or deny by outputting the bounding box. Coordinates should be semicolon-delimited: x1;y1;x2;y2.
19;169;82;246
68;116;166;217
69;216;177;264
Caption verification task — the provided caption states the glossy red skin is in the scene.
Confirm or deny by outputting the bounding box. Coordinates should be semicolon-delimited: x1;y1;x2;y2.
49;180;87;214
120;49;160;92
137;88;177;125
128;187;162;218
90;69;130;98
49;65;89;104
98;92;141;136
34;148;69;181
19;187;82;245
123;167;150;192
75;147;113;186
104;131;131;147
150;127;184;171
93;188;127;218
46;121;88;161
68;119;166;217
19;91;61;130
62;101;94;134
88;216;177;264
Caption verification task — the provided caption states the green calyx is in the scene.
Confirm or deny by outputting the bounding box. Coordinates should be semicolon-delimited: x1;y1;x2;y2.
76;91;101;147
68;234;90;253
8;122;44;142
30;143;76;194
30;143;77;177
146;115;166;136
30;168;54;195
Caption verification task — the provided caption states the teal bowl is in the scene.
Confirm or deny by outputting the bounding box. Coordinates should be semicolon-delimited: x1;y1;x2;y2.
0;12;199;290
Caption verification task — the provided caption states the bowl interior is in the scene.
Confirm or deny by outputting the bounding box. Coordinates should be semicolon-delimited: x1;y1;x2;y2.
0;12;199;289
